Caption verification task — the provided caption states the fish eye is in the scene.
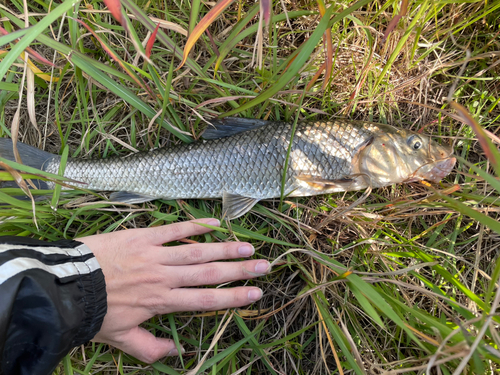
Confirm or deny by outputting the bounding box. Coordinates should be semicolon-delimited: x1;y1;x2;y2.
407;135;423;150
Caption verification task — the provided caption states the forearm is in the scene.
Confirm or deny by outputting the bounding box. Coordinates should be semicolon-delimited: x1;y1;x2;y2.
0;236;107;375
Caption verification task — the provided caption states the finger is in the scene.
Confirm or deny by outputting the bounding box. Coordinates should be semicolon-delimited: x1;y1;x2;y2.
113;326;184;363
165;286;263;313
144;218;220;245
170;259;271;288
160;242;255;265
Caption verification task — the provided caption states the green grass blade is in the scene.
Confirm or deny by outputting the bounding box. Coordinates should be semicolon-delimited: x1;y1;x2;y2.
62;354;74;375
348;282;385;328
379;290;457;340
233;315;277;375
0;26;30;47
256;321;319;349
120;0;205;79
188;0;202;35
151;362;182;375
313;291;365;374
0;10;135;83
83;343;105;373
280;91;304;208
0;156;70;182
374;0;430;89
222;0;371;117
181;204;298;246
197;320;265;373
439;194;500;237
0;0;76;80
346;274;423;346
69;53;192;143
51;144;68;208
167;313;185;368
0;82;19;91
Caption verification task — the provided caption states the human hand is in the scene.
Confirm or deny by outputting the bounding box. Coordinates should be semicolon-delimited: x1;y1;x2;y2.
78;218;269;363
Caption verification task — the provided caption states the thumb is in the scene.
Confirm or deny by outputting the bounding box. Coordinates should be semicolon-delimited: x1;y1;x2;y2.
115;326;185;363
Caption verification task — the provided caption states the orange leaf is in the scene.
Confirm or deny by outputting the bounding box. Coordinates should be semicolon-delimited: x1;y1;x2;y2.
441;184;461;195
25;46;56;67
25;54;59;82
450;101;500;173
322;29;333;89
103;0;124;25
282;46;302;74
382;15;402;40
340;271;353;278
347;41;375;105
77;20;123;66
0;160;38;229
306;61;326;91
316;0;332;89
0;25;55;67
382;0;409;41
0;161;32;196
177;0;235;70
146;23;160;58
260;0;271;29
77;19;154;98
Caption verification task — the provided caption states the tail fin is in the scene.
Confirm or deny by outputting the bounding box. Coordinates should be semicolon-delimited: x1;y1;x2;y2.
0;138;54;168
0;138;55;189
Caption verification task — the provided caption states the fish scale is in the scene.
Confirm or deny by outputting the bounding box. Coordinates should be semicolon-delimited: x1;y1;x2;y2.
42;120;373;200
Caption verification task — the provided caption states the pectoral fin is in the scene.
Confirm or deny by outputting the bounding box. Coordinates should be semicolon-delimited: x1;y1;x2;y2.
222;192;260;220
296;174;356;190
109;191;157;204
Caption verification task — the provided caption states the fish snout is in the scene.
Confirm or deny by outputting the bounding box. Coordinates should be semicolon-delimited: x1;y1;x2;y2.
432;143;454;160
423;157;456;182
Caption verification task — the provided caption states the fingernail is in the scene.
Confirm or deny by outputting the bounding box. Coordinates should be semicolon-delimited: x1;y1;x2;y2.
207;219;220;227
167;346;185;356
248;288;263;302
254;260;270;274
238;244;254;257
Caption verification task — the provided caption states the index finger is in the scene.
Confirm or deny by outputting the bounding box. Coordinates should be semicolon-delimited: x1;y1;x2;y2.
146;218;220;245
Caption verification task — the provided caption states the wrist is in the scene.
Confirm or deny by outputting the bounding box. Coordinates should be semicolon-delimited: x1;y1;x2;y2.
70;242;108;346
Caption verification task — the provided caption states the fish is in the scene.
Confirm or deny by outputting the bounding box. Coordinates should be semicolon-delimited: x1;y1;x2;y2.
0;117;456;219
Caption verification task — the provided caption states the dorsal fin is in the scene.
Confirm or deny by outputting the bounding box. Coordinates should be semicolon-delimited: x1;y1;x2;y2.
202;117;270;140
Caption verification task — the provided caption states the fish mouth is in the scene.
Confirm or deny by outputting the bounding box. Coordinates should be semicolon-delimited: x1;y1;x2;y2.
411;157;456;183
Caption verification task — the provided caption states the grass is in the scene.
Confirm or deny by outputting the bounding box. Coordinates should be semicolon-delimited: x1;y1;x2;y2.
1;0;500;373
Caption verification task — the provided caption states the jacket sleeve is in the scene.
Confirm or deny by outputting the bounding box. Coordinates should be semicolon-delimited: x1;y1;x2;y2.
0;236;107;375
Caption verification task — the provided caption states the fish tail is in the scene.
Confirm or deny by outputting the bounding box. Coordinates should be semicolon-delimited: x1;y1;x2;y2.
0;138;54;169
0;138;55;189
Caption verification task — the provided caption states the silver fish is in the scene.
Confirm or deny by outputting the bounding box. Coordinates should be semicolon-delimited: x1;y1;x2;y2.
0;118;456;219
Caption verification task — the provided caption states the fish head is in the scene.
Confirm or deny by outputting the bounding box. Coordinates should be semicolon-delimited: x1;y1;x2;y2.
358;126;456;187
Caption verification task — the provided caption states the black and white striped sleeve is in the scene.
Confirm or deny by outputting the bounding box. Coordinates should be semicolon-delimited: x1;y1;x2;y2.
0;236;107;375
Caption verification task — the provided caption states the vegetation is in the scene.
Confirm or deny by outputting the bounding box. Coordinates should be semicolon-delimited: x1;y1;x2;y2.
1;0;499;373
